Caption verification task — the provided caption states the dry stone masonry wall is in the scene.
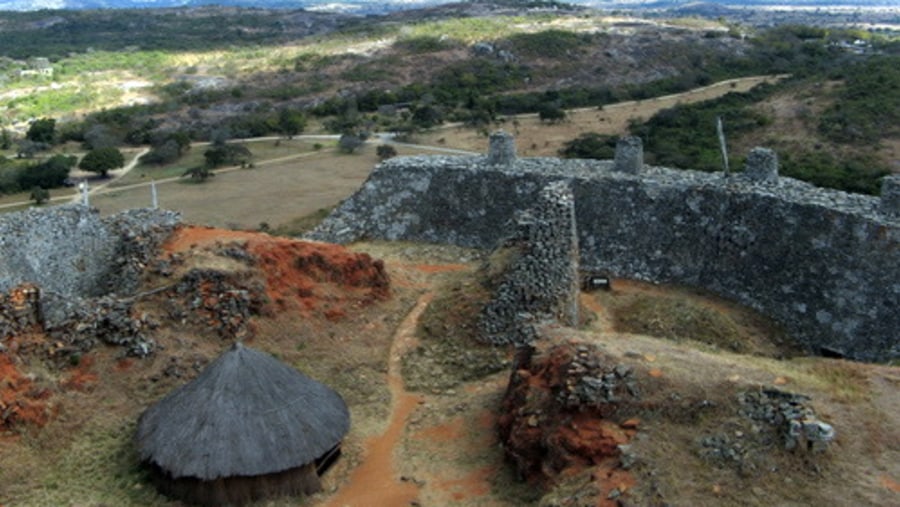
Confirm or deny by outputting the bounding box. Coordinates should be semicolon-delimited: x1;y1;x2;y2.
477;181;580;346
310;136;900;361
0;205;181;355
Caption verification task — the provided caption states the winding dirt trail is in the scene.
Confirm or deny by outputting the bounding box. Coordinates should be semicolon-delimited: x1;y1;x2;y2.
322;292;434;507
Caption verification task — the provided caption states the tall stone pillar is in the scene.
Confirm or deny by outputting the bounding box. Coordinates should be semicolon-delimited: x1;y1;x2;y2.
614;136;643;174
744;147;779;183
487;131;516;166
881;174;900;217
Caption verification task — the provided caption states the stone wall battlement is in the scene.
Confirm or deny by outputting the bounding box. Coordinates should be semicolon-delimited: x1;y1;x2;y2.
310;140;899;361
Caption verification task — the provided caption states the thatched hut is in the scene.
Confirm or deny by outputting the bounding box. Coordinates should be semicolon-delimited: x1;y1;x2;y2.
134;343;350;506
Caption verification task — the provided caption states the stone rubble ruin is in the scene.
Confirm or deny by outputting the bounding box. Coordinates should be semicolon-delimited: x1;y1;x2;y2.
0;206;181;357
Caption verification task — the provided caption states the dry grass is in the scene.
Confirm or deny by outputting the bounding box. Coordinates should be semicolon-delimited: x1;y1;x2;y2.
89;147;378;230
401;267;510;393
590;280;796;358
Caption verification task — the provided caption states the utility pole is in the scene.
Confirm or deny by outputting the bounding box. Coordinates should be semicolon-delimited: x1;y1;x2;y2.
717;116;729;176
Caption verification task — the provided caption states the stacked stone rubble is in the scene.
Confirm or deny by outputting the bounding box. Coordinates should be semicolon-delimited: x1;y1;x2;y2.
739;388;835;452
167;268;265;340
487;130;516;166
477;181;579;346
0;284;42;339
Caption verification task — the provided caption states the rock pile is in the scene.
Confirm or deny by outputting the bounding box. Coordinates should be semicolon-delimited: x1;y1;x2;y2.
739;388;835;452
168;269;265;340
477;181;580;346
498;340;638;498
558;345;640;411
45;294;158;358
0;284;41;340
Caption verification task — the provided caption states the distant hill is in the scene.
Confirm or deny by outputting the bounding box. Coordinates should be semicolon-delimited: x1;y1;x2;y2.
1;0;897;14
1;0;441;14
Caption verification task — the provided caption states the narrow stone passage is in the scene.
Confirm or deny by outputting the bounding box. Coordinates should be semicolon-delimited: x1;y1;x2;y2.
322;292;433;507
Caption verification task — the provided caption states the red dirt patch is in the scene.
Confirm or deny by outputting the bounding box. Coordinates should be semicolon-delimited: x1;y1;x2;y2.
161;225;257;253
413;417;464;443
249;237;389;314
436;465;495;502
60;355;98;392
0;353;52;432
161;225;390;318
880;474;900;493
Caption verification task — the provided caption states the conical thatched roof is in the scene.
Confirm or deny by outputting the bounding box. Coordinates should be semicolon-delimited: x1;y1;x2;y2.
135;343;350;480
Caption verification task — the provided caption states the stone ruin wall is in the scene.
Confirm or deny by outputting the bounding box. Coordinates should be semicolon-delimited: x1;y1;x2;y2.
0;205;181;346
478;180;580;346
310;134;900;361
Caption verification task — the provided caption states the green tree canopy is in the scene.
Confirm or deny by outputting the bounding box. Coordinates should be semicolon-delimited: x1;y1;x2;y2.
278;108;306;138
559;133;616;160
538;104;566;123
26;117;56;144
30;186;50;205
376;144;397;160
78;147;125;177
183;165;215;182
18;154;76;189
338;133;364;154
204;143;252;168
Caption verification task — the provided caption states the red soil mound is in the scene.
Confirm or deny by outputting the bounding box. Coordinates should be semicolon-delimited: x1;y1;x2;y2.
162;226;390;319
498;341;638;506
0;353;52;432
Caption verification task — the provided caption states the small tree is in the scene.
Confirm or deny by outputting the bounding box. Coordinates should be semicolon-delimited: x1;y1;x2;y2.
538;104;567;123
376;144;398;160
338;133;364;154
278;108;306;139
79;147;125;177
183;165;215;182
559;133;616;160
26;117;56;144
29;186;50;205
203;143;252;168
0;129;11;150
